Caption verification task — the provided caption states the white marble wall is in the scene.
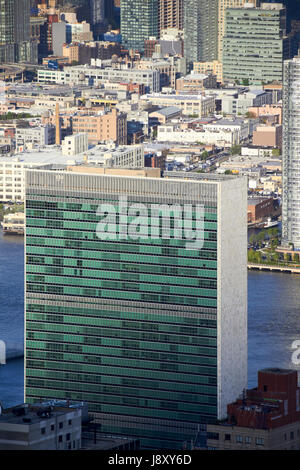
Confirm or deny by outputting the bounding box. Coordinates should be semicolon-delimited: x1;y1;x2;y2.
217;176;248;419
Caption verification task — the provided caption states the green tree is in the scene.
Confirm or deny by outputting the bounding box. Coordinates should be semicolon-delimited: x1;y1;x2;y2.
257;231;266;247
272;148;281;157
254;251;262;263
245;111;256;119
230;145;242;156
200;151;209;160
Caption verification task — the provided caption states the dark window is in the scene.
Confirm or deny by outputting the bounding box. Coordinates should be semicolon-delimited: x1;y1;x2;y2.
51;424;55;431
59;422;63;429
207;432;219;440
263;385;268;392
58;435;63;443
68;419;72;425
41;427;46;435
224;434;231;441
66;433;71;441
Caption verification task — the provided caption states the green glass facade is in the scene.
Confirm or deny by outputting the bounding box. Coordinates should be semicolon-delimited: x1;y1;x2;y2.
121;0;158;53
0;0;37;63
24;171;247;449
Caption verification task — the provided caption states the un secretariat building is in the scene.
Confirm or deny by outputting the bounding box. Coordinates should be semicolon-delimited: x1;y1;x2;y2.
24;169;248;449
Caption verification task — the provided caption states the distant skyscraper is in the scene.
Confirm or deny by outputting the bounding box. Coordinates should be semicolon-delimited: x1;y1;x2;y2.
90;0;105;25
0;0;37;63
282;56;300;251
88;0;106;38
184;0;218;70
0;0;29;44
217;0;258;62
223;2;289;84
24;169;248;449
121;0;159;52
104;0;115;24
158;0;184;36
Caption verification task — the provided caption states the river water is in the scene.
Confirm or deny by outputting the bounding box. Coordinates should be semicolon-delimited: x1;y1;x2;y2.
0;230;299;408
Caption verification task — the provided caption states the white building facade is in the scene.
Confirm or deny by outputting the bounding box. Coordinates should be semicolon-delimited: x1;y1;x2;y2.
62;133;89;156
38;66;160;93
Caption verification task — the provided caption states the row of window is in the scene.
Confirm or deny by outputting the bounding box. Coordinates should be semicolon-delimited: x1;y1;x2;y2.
26;304;217;329
26;319;217;347
41;419;72;434
26;256;218;276
26;350;218;382
26;284;218;308
26;267;218;290
26;365;217;396
26;314;216;335
26;244;218;264
27;377;217;407
26;331;217;362
26;387;217;422
26;201;218;219
26;230;218;251
209;433;264;446
26;236;218;259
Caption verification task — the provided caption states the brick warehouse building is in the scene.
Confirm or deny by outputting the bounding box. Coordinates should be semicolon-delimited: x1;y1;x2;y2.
202;369;300;450
247;197;275;223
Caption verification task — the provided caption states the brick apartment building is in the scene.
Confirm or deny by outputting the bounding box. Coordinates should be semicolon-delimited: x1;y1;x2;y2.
201;368;300;450
72;108;127;145
252;124;282;148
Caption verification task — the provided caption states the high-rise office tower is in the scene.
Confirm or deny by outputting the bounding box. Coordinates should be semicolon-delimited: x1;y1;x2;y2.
90;0;105;25
0;0;37;63
24;169;248;449
121;0;159;53
223;2;289;84
184;0;218;70
104;0;115;24
0;0;29;44
217;0;258;62
282;56;300;251
158;0;184;36
89;0;106;38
